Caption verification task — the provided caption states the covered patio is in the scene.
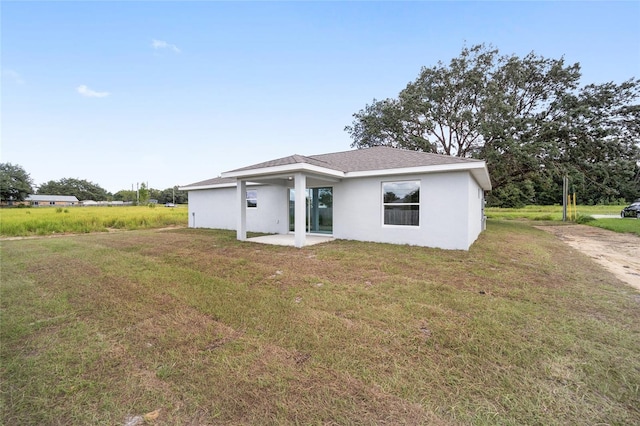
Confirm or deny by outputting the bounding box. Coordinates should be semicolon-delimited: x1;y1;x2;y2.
225;163;340;247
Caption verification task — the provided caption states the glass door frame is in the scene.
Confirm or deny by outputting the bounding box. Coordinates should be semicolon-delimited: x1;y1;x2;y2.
289;187;333;235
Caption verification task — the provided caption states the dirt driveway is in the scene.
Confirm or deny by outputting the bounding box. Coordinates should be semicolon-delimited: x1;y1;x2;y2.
538;225;640;291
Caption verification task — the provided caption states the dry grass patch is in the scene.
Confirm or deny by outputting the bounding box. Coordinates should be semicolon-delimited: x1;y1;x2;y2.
2;222;639;425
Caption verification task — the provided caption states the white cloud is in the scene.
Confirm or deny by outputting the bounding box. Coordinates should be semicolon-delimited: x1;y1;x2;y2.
151;39;181;53
77;85;110;98
3;69;25;84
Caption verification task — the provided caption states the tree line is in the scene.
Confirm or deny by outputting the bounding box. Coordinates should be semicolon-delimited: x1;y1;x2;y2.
0;163;187;205
345;44;640;207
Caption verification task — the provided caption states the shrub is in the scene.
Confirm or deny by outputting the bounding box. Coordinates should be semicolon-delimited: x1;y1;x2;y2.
575;214;595;224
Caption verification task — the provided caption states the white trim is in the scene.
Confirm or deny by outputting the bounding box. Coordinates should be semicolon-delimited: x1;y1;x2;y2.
381;180;421;228
246;189;258;209
219;161;491;191
179;183;234;190
347;162;491;190
222;163;345;180
179;181;262;191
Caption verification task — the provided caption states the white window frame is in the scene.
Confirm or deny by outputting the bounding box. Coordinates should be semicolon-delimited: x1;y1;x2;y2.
246;189;257;208
382;180;420;227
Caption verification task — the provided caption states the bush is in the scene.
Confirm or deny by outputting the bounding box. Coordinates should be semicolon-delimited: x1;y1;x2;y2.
575;214;595;224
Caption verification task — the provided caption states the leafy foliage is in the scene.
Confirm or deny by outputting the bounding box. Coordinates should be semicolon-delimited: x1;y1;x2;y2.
37;178;111;201
346;44;640;207
137;182;150;205
151;186;188;204
543;80;640;205
0;163;34;203
112;190;137;202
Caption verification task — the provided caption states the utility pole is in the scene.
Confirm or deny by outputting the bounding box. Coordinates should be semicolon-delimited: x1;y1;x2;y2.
562;175;568;222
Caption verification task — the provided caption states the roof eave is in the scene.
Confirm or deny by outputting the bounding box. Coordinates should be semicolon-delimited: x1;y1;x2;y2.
221;163;345;180
194;160;492;191
346;162;492;190
180;181;263;191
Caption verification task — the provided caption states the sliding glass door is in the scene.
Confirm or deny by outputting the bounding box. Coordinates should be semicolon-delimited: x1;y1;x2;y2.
289;187;333;234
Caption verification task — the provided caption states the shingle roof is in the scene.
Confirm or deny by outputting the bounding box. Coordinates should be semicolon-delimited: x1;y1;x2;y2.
181;176;237;188
227;146;481;174
180;176;270;190
310;146;480;172
228;154;333;172
183;146;491;190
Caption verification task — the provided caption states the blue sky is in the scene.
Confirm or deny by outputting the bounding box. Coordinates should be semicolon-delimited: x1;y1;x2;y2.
2;1;639;194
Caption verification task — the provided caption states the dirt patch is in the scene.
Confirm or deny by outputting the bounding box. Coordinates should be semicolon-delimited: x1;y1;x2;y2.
538;225;640;291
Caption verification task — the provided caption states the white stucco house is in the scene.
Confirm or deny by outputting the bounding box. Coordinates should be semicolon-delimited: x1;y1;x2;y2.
180;146;491;250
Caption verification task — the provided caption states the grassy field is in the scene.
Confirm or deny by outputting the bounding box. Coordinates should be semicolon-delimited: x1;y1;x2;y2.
1;221;639;425
487;204;640;236
586;218;640;236
0;205;188;237
485;204;626;221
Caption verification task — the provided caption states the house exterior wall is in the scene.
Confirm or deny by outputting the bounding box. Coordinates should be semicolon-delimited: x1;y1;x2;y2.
188;185;289;234
31;200;77;207
467;176;485;248
333;171;475;250
186;171;484;250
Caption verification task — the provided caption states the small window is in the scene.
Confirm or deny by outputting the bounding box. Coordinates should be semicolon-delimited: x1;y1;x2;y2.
382;181;420;226
247;190;257;208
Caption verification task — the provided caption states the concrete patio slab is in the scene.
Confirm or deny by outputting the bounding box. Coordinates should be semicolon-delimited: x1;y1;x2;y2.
247;234;335;247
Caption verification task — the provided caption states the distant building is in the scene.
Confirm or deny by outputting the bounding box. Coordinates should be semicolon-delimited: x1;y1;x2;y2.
26;194;79;207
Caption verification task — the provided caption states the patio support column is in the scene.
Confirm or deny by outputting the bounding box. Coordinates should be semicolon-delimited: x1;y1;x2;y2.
237;179;247;241
294;173;306;248
311;188;320;232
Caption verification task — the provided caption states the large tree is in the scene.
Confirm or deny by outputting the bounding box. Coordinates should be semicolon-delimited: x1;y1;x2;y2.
37;178;111;201
113;190;136;202
156;186;187;204
550;81;640;204
346;44;640;206
0;163;34;203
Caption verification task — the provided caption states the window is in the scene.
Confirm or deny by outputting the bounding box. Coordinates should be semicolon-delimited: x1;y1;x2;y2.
382;181;420;226
246;190;257;208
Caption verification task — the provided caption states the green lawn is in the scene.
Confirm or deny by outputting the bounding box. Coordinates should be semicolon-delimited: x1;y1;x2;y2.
1;221;638;425
587;218;640;236
487;204;640;236
485;204;626;221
